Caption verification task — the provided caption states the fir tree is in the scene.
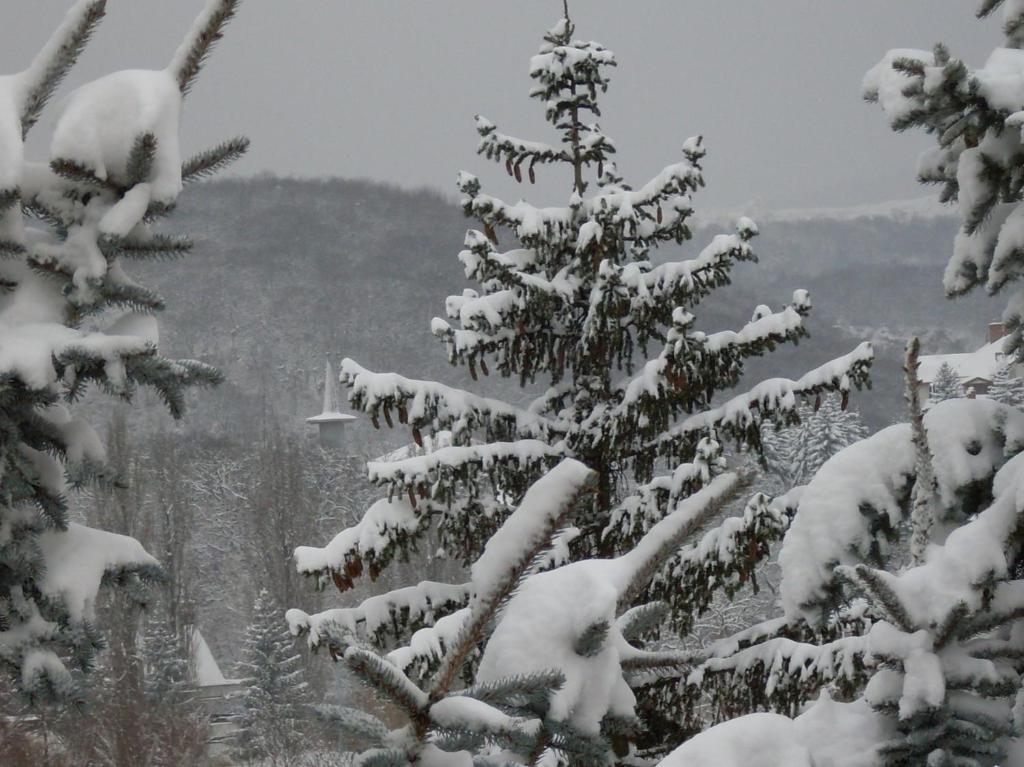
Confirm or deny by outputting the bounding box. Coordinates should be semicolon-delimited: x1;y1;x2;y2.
928;361;964;405
674;342;1024;766
763;394;868;487
0;0;246;704
290;11;871;763
236;589;310;762
987;364;1024;408
141;612;189;700
657;5;1024;759
862;0;1024;364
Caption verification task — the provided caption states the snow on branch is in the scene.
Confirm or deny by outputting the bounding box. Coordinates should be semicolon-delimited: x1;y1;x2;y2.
470;478;745;740
36;523;160;621
781;398;1024;625
612;292;812;430
618;225;757;306
687;633;871;716
649;491;793;633
0;321;153;391
168;0;241;96
603;444;724;548
386;607;471;678
18;0;106;136
476;115;570;179
430;459;597;696
367;439;567;506
655;342;874;460
341;358;563;443
294;495;427;591
286;580;472;653
615;472;743;611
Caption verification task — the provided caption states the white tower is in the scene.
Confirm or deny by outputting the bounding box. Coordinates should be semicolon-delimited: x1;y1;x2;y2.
306;359;355;449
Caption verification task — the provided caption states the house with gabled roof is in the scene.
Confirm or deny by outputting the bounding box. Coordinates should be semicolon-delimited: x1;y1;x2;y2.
917;322;1022;399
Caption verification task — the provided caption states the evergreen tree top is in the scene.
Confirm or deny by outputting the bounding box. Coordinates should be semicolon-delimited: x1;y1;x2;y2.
865;0;1024;362
0;0;246;705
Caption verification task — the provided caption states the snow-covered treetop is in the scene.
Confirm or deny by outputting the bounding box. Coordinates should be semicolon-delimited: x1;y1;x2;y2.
864;0;1024;362
0;0;246;704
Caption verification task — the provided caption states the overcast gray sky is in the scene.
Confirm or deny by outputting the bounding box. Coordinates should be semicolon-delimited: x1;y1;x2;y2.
5;1;999;210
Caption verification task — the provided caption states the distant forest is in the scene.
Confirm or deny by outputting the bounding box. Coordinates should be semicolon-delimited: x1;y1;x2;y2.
126;175;990;444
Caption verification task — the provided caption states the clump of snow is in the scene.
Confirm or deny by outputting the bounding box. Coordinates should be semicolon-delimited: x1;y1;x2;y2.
862;49;934;127
657;694;893;767
780;398;1024;623
477;474;737;736
36;523;159;621
51;69;183;201
975;47;1024;112
470;458;594;604
294;497;420;575
476;558;634;736
656;712;812;767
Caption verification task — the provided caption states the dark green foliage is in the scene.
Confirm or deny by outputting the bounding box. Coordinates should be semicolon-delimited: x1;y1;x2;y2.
0;0;246;706
293;12;872;763
235;589;310;761
181;136;250;183
173;0;241;96
20;0;107;136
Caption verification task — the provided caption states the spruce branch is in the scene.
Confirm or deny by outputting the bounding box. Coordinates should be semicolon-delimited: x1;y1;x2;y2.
125;133;157;188
0;188;19;212
0;239;26;258
352;749;409;767
49;157;117;191
456;669;565;715
574;619;610;658
429;462;598;699
905;338;937;566
101;233;193;261
315;704;389;745
616;472;746;613
978;0;1002;19
836;564;916;633
20;0;107;136
169;0;242;96
181;136;250;183
619;649;700;674
344;647;428;722
617;601;669;642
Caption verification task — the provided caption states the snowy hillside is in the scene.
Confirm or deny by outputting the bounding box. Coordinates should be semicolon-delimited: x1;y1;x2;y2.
117;178;991;437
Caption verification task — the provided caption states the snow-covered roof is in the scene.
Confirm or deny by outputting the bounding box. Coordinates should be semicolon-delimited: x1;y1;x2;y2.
918;338;1009;384
190;628;239;687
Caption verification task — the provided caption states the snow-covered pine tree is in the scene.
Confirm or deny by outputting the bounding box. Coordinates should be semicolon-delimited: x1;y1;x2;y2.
236;589;310;762
668;341;1024;765
988;364;1024;408
762;394;868;487
928;361;964;405
141;611;189;700
863;0;1024;365
0;0;246;704
136;610;210;766
290;11;872;761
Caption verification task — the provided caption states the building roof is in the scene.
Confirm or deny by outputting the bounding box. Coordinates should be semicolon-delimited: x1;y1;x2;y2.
191;628;240;687
309;359;356;424
918;337;1009;384
306;410;357;424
